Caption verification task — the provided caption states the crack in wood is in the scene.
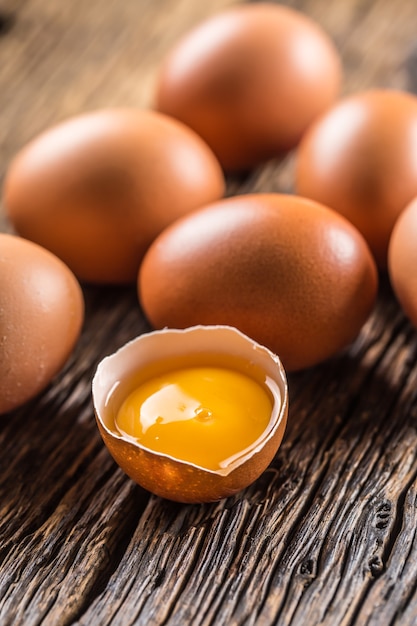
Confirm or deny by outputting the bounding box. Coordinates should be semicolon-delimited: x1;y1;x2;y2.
0;12;14;35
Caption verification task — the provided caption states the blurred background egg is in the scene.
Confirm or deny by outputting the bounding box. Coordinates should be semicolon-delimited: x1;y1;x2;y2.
138;193;378;372
388;197;417;327
154;2;342;172
0;233;84;415
3;108;225;284
295;89;417;268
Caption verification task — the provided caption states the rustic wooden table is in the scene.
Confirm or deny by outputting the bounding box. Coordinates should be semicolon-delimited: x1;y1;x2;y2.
1;0;417;624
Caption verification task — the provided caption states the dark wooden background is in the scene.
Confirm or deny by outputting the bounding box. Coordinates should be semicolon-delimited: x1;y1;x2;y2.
1;0;417;624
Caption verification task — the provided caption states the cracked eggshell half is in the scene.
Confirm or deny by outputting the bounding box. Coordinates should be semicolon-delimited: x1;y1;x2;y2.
92;325;288;503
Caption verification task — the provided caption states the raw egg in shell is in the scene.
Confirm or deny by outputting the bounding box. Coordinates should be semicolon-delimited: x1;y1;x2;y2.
155;3;342;171
138;193;378;372
92;325;288;503
296;89;417;268
388;196;417;328
0;233;84;415
3;108;225;284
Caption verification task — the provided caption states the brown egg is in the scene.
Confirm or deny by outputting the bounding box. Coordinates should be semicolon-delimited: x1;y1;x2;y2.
3;108;224;284
0;233;84;415
92;325;288;503
388;197;417;327
138;194;378;372
154;3;342;172
296;89;417;268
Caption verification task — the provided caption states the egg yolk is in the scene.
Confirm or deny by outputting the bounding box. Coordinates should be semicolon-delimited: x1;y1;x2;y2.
115;366;273;471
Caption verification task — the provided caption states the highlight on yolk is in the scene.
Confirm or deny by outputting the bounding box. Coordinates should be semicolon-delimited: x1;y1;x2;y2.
114;366;273;471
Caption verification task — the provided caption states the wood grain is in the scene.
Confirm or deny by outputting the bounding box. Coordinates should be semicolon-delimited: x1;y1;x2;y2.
1;0;417;624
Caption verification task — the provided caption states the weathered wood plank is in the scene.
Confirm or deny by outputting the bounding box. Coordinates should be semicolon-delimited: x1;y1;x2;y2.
1;0;417;624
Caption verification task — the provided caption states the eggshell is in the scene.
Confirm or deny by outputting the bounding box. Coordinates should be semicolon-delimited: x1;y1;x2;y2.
92;325;288;503
3;108;225;284
154;3;342;171
0;233;84;415
388;197;417;327
296;89;417;268
138;194;378;372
